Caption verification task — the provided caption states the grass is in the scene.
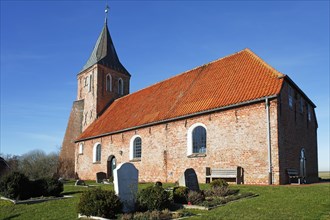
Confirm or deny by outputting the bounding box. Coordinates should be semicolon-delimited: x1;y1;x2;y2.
0;181;329;220
319;171;330;180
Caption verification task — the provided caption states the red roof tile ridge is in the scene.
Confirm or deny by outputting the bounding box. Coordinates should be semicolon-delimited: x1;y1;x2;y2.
77;48;287;141
111;49;253;103
243;48;284;78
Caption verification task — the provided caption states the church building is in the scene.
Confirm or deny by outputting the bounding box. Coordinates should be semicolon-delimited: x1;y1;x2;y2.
60;10;318;185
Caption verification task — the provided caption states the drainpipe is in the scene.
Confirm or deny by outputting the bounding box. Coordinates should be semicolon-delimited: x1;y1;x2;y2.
266;98;272;184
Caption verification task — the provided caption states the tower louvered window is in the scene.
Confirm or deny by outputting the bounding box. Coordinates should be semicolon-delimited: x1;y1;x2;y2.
106;74;112;92
118;78;124;95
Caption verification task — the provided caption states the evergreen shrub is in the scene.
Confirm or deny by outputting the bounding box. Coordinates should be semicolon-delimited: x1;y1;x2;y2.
136;185;170;211
210;179;229;189
173;186;189;204
44;178;63;197
0;172;30;200
77;188;122;219
187;190;205;205
0;172;63;200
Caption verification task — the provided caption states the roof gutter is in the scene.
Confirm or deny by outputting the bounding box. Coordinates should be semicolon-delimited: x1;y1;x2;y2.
76;94;278;142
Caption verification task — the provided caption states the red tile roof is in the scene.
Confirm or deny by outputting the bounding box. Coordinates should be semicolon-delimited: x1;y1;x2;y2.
77;49;284;141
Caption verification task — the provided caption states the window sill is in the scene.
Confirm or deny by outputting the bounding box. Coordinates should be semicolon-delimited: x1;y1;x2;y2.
187;153;207;158
130;158;141;162
93;161;101;164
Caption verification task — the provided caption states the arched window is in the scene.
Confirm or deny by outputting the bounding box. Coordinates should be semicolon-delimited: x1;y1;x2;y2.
118;78;124;95
300;148;306;179
106;74;112;92
187;123;207;156
78;143;84;154
130;135;142;160
93;143;101;163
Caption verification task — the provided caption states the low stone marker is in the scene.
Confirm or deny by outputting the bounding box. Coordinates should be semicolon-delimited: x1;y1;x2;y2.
114;163;138;213
96;172;107;183
75;179;86;186
58;177;66;184
179;168;200;191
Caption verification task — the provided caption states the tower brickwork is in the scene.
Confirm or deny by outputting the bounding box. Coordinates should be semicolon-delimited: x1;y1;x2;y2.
59;12;130;177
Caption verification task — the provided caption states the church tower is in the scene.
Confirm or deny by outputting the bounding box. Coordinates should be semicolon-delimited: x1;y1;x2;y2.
59;6;130;177
78;7;130;130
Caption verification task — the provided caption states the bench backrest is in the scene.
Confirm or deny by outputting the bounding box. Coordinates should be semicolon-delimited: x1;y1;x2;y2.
287;168;298;176
211;168;237;177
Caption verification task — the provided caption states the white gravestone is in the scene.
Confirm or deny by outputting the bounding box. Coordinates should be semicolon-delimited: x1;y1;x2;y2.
114;162;138;213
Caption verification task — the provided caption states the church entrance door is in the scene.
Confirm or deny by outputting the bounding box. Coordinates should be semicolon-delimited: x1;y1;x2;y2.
107;155;116;179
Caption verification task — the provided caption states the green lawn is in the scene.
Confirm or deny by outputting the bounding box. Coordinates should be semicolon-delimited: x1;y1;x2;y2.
0;181;329;220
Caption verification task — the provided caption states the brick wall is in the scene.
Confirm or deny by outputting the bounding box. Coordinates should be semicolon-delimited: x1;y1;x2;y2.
75;100;281;185
277;81;318;184
96;65;130;116
61;64;131;178
59;100;84;177
77;64;130;131
77;66;98;131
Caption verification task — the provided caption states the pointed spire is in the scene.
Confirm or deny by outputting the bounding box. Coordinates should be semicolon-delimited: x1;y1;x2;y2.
81;6;130;76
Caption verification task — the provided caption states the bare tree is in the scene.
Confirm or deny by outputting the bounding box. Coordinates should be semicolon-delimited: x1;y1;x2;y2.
18;150;59;180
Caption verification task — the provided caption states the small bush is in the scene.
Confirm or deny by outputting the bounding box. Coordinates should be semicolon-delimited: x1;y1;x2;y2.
44;178;63;197
210;179;228;188
212;185;230;197
0;172;31;200
77;188;122;219
29;178;48;197
187;191;205;205
173;186;189;204
203;189;213;197
136;185;170;211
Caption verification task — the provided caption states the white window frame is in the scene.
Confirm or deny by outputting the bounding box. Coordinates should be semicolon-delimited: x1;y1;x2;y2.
78;143;84;154
93;142;101;163
129;135;142;160
187;123;207;156
118;78;124;95
106;74;112;92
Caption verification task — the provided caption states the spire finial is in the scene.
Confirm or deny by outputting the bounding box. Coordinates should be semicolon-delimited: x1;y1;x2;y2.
105;4;109;24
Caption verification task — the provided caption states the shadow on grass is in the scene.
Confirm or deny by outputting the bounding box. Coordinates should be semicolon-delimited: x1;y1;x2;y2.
3;214;20;220
61;190;84;196
319;178;330;183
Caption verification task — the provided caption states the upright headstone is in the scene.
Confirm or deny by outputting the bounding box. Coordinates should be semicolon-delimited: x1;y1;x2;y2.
178;168;200;191
96;172;107;183
114;163;138;213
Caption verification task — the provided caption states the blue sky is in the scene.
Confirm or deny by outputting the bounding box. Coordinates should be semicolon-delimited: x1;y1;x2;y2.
1;1;329;171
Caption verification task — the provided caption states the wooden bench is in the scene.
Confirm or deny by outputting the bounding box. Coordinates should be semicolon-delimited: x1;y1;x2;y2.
287;168;301;184
206;167;239;184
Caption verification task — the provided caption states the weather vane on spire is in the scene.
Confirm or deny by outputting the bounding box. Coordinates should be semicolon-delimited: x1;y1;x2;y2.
105;4;109;24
